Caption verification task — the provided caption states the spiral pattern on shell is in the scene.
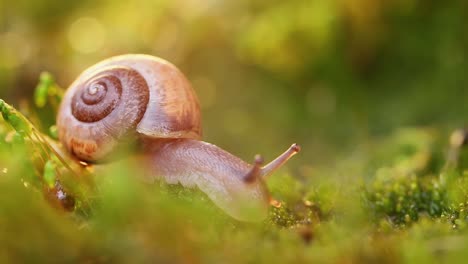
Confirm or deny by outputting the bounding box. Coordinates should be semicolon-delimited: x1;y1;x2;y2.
58;66;149;161
57;54;202;162
71;71;124;123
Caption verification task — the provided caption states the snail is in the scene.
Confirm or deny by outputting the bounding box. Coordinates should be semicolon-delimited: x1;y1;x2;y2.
57;54;300;221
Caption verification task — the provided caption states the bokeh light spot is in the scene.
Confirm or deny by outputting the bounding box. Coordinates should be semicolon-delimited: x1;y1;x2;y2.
0;32;32;69
68;17;106;54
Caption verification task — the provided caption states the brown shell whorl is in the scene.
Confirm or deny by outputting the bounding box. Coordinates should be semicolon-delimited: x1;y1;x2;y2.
71;70;123;123
58;54;202;162
58;66;149;162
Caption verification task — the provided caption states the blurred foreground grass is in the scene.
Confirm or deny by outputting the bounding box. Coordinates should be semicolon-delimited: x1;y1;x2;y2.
2;75;468;263
3;1;468;263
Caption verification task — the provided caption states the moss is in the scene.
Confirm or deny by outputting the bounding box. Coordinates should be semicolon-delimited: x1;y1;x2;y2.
4;75;468;263
364;171;449;227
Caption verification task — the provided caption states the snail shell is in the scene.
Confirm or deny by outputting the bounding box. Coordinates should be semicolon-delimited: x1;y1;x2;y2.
57;54;201;162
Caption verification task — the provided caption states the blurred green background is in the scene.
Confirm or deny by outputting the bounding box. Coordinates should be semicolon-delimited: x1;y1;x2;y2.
2;1;468;263
2;0;466;171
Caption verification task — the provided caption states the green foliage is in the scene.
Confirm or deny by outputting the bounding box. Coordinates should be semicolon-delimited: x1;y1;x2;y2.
4;85;468;262
365;172;448;227
2;1;468;262
34;72;63;109
43;159;56;188
0;99;31;136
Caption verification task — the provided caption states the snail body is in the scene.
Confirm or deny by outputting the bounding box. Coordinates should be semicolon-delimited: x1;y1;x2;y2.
57;54;300;221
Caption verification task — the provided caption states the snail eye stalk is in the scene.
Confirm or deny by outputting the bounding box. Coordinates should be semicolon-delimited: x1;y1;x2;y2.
243;155;264;183
242;143;301;182
260;143;301;179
